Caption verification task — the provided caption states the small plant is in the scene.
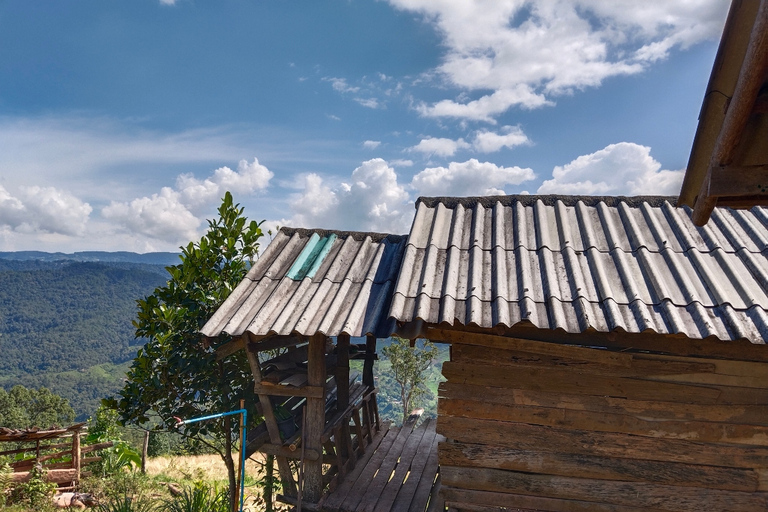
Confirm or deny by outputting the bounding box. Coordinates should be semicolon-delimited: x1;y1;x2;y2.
159;482;229;512
9;463;57;509
97;495;156;512
0;462;11;506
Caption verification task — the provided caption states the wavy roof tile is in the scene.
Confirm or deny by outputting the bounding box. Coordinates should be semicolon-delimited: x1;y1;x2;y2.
389;195;768;343
201;227;407;338
203;196;768;344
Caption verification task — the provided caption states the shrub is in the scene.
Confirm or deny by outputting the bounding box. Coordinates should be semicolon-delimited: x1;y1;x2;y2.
159;482;229;512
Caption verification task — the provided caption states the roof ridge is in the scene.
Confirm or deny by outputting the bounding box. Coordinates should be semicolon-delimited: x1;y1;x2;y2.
416;194;680;209
279;226;405;242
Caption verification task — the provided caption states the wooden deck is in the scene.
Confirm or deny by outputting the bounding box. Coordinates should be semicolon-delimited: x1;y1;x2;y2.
319;416;444;512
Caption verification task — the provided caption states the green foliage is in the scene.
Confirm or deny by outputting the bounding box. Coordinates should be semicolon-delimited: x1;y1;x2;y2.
108;193;264;510
380;337;439;424
0;385;74;429
110;192;263;437
0;260;168;420
9;464;56;509
97;495;156;512
0;462;12;506
87;405;142;477
160;483;229;512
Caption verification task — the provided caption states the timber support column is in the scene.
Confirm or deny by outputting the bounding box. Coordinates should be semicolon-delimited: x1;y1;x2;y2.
304;333;327;503
336;334;350;460
363;334;376;389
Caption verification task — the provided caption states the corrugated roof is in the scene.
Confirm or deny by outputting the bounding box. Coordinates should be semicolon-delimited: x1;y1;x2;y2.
201;227;407;339
389;195;768;343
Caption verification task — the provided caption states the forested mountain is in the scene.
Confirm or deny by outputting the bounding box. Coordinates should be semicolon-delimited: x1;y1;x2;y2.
0;257;170;420
0;252;447;426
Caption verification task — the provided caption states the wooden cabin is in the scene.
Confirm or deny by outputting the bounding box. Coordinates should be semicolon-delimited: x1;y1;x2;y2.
204;195;768;512
390;195;768;512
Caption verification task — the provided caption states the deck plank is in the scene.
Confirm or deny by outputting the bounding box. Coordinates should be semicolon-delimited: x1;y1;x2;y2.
389;420;441;512
342;419;417;511
322;425;399;511
408;430;443;512
362;420;431;512
321;417;441;512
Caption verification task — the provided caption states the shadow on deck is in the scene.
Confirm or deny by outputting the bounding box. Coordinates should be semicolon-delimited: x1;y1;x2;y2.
318;415;444;512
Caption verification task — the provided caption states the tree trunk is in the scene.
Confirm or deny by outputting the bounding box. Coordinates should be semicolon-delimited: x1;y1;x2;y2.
401;383;409;425
264;453;274;512
223;415;237;512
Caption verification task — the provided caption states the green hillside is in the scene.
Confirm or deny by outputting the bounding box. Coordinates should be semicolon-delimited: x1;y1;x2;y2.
0;260;168;419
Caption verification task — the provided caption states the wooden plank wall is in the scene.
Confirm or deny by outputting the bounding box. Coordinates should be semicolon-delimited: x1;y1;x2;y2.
434;331;768;512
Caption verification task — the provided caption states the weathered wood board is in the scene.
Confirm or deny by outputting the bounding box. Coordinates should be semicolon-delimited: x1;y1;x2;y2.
434;332;768;512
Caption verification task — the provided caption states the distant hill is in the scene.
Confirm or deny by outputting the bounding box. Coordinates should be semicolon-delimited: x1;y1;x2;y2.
0;259;170;420
0;250;179;265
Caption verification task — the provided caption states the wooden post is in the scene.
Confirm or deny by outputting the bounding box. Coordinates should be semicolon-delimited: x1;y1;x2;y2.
244;337;297;497
336;334;351;462
304;333;327;504
337;334;350;412
141;430;149;474
363;334;376;389
72;429;81;486
236;399;245;512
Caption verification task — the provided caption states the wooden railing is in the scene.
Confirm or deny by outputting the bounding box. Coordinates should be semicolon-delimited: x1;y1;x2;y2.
0;424;112;491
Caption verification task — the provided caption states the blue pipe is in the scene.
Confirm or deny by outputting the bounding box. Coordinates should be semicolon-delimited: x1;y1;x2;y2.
176;408;248;512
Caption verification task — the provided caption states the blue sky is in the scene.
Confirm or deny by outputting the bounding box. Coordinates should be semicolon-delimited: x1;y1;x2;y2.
0;0;729;252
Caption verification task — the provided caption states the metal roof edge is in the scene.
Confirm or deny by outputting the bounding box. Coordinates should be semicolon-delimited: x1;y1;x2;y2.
415;195;680;209
278;226;406;242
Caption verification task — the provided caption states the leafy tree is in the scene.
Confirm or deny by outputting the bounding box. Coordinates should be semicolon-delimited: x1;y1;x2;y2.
0;385;74;429
106;192;264;511
381;337;438;424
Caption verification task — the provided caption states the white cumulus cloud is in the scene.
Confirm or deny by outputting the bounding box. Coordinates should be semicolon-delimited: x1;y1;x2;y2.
409;137;471;157
289;159;412;233
390;0;729;122
104;157;273;243
473;126;530;153
0;185;92;237
363;140;382;149
411;159;535;197
102;187;200;242
537;142;684;195
177;158;273;214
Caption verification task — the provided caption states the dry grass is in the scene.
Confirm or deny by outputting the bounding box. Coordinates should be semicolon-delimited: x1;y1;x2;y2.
144;453;267;483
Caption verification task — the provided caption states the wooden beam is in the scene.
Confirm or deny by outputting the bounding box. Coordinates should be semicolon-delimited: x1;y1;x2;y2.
708;164;768;198
248;335;304;353
441;486;667;512
336;334;350;411
693;0;768;225
303;333;327;504
440;466;768;512
244;336;297;497
363;334;376;388
441;361;768;405
425;326;768;363
439;442;763;492
336;334;351;462
438;415;768;468
215;338;244;361
259;443;320;461
439;382;768;426
252;382;325;399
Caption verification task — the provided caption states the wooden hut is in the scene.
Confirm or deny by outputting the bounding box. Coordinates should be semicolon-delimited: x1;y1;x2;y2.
390;195;768;512
204;194;768;512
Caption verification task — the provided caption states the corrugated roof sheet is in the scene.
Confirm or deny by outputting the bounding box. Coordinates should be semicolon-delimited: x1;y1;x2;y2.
201;227;407;338
389;195;768;343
